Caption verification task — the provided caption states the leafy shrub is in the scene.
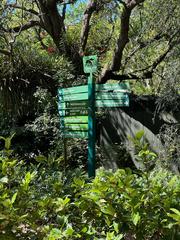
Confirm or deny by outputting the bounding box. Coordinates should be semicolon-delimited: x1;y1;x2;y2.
0;135;179;239
0;36;76;160
158;124;180;173
129;130;158;171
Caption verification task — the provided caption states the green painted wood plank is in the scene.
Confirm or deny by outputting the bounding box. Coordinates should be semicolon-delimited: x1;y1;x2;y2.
64;131;88;139
61;100;88;109
96;82;130;92
96;92;129;100
60;92;129;102
64;101;88;108
59;109;88;116
96;99;129;107
63;116;88;123
64;124;88;131
59;99;129;113
58;82;130;97
61;92;88;101
59;85;88;95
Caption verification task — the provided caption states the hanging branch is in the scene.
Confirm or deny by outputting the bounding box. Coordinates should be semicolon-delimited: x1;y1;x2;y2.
98;0;146;83
79;0;97;55
6;20;40;33
0;49;11;56
5;3;39;15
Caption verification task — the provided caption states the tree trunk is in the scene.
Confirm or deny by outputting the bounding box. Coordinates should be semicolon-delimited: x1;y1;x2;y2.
37;0;65;51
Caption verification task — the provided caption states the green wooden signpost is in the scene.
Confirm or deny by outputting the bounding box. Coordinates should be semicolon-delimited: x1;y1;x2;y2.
58;55;130;178
83;55;97;178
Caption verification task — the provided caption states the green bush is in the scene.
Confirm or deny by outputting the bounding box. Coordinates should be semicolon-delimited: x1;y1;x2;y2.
0;37;76;161
0;135;179;239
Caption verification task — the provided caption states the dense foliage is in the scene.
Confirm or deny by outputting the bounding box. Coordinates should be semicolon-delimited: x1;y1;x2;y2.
0;0;179;160
0;1;179;239
0;136;180;239
1;0;179;92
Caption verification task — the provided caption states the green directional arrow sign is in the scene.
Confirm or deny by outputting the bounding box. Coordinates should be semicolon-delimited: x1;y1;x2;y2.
59;82;130;96
59;109;88;117
64;101;88;108
61;93;88;101
64;123;88;131
96;92;129;100
63;116;88;123
60;85;88;95
58;57;131;178
96;82;130;92
64;131;88;139
96;99;129;107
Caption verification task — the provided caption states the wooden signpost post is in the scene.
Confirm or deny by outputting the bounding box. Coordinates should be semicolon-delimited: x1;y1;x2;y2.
83;55;97;178
58;55;130;177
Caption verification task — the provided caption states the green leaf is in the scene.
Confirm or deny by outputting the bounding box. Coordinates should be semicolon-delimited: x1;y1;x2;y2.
167;214;180;223
5;138;11;150
135;130;144;140
0;213;7;220
0;176;8;183
149;152;157;157
55;197;70;212
65;227;74;236
18;214;29;220
0;136;5;141
35;155;47;163
169;208;180;216
73;177;85;187
49;228;61;238
63;197;70;205
101;204;116;216
168;176;178;187
11;192;18;204
167;208;180;223
116;234;123;240
4;133;15;150
81;227;88;233
2;199;12;208
132;212;140;226
21;171;36;191
113;221;119;233
106;231;115;240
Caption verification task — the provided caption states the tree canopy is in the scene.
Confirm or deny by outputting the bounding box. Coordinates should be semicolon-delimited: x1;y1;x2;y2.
0;0;179;84
0;0;179;118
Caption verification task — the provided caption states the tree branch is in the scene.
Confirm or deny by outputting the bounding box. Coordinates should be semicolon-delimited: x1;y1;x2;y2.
62;4;67;21
98;17;176;83
0;49;11;56
79;0;97;54
126;0;145;9
99;5;131;83
99;0;146;83
137;30;179;79
36;0;65;50
122;33;166;72
5;3;39;15
58;0;77;5
7;20;40;33
103;71;140;81
104;43;174;82
98;24;115;55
